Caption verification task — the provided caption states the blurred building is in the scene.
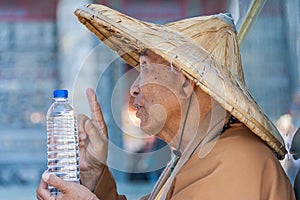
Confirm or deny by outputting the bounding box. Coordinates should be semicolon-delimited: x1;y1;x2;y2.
0;0;299;188
0;0;58;184
238;0;300;123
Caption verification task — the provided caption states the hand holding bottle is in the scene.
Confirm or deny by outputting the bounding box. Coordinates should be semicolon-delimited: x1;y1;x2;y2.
37;88;104;199
37;172;98;200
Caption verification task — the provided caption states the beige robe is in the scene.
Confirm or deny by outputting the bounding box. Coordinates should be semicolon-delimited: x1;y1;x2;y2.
94;124;295;200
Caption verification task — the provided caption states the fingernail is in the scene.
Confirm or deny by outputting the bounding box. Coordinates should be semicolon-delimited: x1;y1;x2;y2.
42;172;50;181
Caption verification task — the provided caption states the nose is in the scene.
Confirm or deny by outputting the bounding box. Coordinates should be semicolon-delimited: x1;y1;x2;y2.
130;75;141;97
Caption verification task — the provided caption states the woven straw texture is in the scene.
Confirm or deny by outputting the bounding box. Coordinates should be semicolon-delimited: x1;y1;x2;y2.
74;4;286;159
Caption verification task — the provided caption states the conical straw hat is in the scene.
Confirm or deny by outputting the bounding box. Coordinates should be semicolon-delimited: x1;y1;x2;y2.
74;4;286;159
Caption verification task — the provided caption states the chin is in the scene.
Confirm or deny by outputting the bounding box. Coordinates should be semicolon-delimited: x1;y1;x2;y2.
139;119;165;136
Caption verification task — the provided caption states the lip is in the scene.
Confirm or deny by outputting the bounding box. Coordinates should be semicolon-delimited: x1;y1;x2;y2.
135;107;148;128
135;107;142;119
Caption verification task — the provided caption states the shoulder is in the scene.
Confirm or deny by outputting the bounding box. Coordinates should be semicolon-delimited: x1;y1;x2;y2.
170;124;294;200
211;123;279;160
178;123;284;184
193;123;278;165
183;123;279;171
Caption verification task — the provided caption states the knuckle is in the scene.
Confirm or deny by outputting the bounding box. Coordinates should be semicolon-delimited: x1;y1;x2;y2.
47;174;58;186
78;118;89;131
47;174;53;183
78;115;88;124
78;132;87;140
78;113;87;119
84;119;94;131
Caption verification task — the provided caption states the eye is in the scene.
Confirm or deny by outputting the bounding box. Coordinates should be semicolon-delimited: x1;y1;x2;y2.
140;65;149;72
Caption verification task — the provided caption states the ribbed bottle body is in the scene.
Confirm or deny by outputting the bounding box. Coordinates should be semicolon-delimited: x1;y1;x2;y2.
46;93;80;196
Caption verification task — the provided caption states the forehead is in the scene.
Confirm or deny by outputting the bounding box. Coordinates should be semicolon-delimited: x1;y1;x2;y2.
139;50;169;66
139;55;172;74
137;50;183;80
138;56;183;87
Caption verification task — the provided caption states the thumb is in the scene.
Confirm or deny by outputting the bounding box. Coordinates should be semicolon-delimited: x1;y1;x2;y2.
43;172;69;192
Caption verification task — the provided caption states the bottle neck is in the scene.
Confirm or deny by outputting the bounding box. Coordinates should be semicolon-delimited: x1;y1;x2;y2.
54;97;68;102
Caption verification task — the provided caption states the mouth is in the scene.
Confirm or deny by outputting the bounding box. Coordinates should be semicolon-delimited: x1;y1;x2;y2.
134;105;148;127
135;105;142;119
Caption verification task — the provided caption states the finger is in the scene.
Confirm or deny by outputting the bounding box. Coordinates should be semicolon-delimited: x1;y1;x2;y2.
78;136;86;148
78;114;88;147
86;88;105;126
36;173;51;199
49;195;56;200
78;114;89;134
43;172;69;192
36;186;50;199
36;194;43;200
78;132;87;147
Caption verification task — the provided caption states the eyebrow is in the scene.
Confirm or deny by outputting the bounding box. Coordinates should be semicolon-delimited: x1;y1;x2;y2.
139;49;149;56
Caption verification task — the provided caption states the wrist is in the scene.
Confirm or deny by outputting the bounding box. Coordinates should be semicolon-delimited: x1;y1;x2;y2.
80;164;105;191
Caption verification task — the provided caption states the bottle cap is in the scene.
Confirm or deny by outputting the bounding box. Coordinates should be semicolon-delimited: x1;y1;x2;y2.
54;90;68;98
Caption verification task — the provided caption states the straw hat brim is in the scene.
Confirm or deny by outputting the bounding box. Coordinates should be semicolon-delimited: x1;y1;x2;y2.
74;4;286;159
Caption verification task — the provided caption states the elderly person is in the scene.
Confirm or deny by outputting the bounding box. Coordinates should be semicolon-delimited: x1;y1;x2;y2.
36;4;295;200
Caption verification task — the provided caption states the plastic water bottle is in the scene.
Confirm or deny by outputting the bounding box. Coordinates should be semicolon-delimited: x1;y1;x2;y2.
46;90;80;195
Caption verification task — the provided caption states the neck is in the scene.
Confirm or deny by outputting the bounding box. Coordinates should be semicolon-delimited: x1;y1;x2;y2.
164;93;199;150
169;96;227;153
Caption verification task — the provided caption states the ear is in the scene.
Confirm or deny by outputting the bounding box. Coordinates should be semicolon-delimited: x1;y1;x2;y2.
179;74;195;99
290;128;300;160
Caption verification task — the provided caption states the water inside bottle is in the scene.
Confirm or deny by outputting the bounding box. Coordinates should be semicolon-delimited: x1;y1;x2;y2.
47;110;80;196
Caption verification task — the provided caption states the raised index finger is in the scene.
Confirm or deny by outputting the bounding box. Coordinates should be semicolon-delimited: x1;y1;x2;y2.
86;88;105;124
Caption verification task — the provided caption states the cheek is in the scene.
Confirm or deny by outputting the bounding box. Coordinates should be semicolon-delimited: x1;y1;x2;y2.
142;85;166;102
144;88;180;113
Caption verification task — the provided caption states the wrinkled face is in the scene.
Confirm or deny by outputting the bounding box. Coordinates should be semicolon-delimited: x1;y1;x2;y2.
130;55;185;137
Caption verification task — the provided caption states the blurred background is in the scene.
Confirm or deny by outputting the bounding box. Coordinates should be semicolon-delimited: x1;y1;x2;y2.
0;0;299;199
